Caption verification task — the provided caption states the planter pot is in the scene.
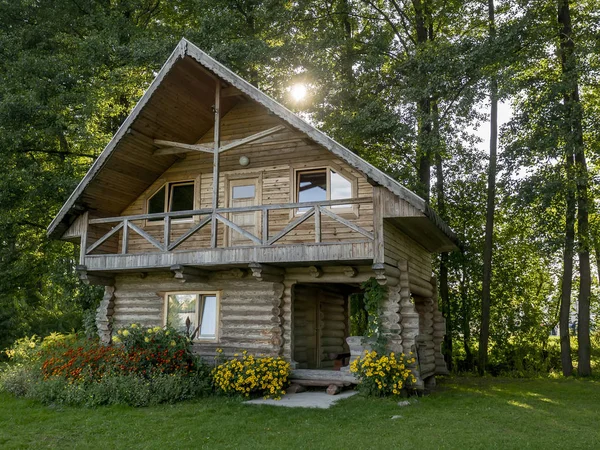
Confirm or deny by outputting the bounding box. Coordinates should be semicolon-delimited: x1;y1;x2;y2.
341;336;375;372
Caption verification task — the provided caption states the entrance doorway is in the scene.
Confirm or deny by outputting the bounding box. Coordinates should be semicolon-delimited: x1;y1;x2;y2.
292;283;355;369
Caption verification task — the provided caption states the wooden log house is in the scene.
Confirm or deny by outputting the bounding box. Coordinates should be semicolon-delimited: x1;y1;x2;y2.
47;39;458;389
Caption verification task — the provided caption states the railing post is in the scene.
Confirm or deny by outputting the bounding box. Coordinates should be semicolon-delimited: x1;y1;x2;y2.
163;215;170;250
262;209;269;245
121;219;129;255
314;206;321;243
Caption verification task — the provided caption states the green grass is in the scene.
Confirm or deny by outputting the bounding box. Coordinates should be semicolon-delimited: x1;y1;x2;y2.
1;377;598;449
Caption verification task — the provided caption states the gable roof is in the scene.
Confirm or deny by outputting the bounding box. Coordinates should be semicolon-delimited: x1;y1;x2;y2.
47;38;457;250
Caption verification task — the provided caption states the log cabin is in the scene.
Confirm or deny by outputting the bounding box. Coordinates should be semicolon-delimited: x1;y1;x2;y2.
47;39;458;390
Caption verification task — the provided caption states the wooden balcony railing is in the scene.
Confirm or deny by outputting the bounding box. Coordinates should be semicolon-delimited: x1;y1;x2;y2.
84;197;374;257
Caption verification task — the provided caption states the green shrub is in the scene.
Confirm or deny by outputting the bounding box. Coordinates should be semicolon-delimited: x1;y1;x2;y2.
0;364;40;397
28;370;212;407
487;337;562;377
1;326;213;407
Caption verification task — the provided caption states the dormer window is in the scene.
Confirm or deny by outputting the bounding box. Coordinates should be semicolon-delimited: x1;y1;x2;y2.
147;181;195;222
296;167;354;213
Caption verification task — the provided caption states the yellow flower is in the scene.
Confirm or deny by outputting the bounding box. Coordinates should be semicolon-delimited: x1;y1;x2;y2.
131;323;138;329
170;340;176;347
144;337;150;343
117;329;122;335
122;330;130;337
112;336;121;343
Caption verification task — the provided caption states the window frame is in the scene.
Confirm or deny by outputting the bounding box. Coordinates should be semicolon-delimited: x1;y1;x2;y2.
145;179;197;226
163;291;221;343
292;165;358;216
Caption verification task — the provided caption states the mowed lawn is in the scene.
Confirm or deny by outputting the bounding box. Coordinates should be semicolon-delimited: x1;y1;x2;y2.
0;377;598;449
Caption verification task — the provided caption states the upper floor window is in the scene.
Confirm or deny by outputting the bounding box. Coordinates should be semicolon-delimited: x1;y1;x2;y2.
164;292;219;340
296;168;353;212
147;181;194;222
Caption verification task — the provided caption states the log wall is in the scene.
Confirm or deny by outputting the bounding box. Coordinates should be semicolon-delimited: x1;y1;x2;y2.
104;271;284;359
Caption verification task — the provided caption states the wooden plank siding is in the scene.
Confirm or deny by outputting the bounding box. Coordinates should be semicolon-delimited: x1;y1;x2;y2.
383;220;432;282
109;100;374;255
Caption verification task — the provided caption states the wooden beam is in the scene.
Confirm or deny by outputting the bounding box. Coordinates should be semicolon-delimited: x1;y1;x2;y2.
86;222;123;255
153;139;213;154
308;266;323;278
152;146;190;157
320;207;374;240
343;266;358;278
218;125;286;153
211;82;221;248
76;265;115;287
266;207;315;245
167;216;211;251
88;197;372;224
170;264;209;283
127;221;164;251
249;263;285;282
221;85;244;97
126;128;156;147
215;214;262;245
314;205;321;243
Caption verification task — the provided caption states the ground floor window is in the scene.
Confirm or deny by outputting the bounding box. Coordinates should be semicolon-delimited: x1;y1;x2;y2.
164;292;219;340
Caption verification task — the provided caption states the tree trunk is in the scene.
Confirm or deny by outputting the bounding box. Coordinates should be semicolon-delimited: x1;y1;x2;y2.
460;259;473;371
560;151;575;377
433;103;451;371
478;0;497;376
558;0;592;376
433;101;451;370
412;0;433;202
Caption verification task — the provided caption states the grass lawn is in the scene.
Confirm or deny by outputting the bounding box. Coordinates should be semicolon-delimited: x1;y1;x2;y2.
0;377;598;449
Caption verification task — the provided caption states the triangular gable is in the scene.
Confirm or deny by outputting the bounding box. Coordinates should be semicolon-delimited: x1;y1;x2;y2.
48;38;456;248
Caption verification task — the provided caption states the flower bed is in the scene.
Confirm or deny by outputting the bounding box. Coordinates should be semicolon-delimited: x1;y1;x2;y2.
350;350;417;397
0;326;212;407
212;350;291;399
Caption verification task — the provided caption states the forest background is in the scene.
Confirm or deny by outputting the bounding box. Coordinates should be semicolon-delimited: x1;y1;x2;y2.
0;0;598;376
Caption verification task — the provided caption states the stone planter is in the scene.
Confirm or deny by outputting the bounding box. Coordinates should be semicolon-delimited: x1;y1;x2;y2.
341;336;375;372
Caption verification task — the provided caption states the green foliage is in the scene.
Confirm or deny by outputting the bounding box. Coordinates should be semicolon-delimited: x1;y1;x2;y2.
113;323;191;355
349;293;367;336
0;327;212;407
26;372;212;408
361;278;386;339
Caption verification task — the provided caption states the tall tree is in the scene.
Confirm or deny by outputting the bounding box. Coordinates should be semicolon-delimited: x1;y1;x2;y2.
557;0;592;376
478;0;498;375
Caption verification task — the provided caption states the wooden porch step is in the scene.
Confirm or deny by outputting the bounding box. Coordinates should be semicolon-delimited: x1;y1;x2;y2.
290;369;358;385
289;379;351;387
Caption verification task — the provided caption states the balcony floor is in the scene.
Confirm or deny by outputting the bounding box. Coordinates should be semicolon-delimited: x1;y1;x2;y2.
83;241;374;272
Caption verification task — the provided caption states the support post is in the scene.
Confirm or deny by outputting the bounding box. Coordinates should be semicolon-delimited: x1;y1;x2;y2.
79;211;89;265
211;81;221;248
121;220;129;255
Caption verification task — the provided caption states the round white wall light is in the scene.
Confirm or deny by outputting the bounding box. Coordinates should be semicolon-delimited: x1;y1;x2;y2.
239;156;250;166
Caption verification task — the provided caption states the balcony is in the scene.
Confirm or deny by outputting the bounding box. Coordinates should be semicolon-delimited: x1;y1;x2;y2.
80;197;375;272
